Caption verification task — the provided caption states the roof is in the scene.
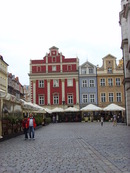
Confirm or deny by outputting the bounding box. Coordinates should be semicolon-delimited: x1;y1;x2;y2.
102;54;117;60
49;46;59;50
0;55;9;66
80;60;96;68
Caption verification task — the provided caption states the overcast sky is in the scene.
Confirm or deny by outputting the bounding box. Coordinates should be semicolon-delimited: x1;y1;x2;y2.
0;0;122;85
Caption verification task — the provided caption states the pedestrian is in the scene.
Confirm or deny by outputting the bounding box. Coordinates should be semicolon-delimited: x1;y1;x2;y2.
22;115;29;140
28;114;36;139
53;115;55;123
101;116;104;126
113;114;117;126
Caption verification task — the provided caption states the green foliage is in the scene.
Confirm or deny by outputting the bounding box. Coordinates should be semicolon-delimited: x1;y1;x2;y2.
45;117;51;124
34;115;43;126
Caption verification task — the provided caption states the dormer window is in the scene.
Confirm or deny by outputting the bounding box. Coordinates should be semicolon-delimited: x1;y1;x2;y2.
81;68;86;74
108;67;112;73
89;68;93;74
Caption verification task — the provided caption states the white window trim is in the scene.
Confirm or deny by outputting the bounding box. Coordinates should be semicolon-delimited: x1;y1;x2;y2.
82;94;88;103
39;95;44;105
101;93;106;102
109;93;114;102
89;79;95;87
67;94;73;104
100;78;105;86
53;79;59;87
39;80;44;88
67;79;73;87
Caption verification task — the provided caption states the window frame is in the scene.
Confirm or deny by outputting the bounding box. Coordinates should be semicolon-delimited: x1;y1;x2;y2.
116;78;121;86
82;94;88;103
53;79;59;87
82;79;87;87
109;93;114;102
101;93;106;102
53;94;59;105
39;80;44;88
67;94;73;104
89;94;95;103
100;78;105;86
67;79;73;87
108;78;113;86
52;65;56;71
39;95;44;105
89;79;95;87
116;92;121;102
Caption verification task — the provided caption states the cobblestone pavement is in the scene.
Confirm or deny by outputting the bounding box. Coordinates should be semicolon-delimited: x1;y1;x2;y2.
0;122;130;173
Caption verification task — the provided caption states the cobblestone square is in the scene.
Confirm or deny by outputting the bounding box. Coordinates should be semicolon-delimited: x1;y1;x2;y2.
0;122;130;173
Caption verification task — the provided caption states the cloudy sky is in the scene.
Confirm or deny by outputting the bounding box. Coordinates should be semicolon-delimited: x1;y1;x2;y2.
0;0;122;85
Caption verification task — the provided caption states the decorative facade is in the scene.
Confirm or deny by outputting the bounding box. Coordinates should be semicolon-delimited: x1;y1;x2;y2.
29;46;79;110
119;0;130;125
8;73;24;100
97;54;125;108
79;61;97;108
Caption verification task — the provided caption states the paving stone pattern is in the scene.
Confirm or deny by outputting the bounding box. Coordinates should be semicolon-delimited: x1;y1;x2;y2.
0;122;130;173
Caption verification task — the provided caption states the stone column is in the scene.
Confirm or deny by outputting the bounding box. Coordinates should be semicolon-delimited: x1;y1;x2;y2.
61;79;65;103
33;81;36;104
47;79;50;105
76;78;79;104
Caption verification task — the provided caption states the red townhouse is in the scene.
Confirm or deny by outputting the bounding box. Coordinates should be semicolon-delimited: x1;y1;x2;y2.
29;46;79;110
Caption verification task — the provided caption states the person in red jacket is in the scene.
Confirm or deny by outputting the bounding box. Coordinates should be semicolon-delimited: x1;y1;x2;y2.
22;115;29;140
28;113;36;139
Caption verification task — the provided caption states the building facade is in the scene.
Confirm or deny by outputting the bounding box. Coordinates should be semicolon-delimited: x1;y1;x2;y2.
97;54;125;108
0;55;8;93
8;73;24;100
23;85;30;102
119;0;130;125
29;46;79;110
79;61;97;108
0;55;8;137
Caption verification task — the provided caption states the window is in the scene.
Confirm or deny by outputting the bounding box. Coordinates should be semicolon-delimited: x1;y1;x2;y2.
39;80;44;88
82;94;88;103
100;78;105;86
101;93;106;102
82;80;87;87
52;65;56;71
108;67;112;73
37;66;41;72
68;94;73;104
116;78;120;86
89;80;94;87
67;79;73;87
108;78;113;86
81;68;86;74
67;65;72;71
53;79;59;87
39;95;44;105
109;93;114;102
90;94;95;103
53;94;59;104
89;68;93;74
52;57;56;62
116;93;121;102
52;51;56;55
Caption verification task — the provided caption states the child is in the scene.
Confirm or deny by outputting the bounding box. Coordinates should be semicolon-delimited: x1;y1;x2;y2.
22;115;29;140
